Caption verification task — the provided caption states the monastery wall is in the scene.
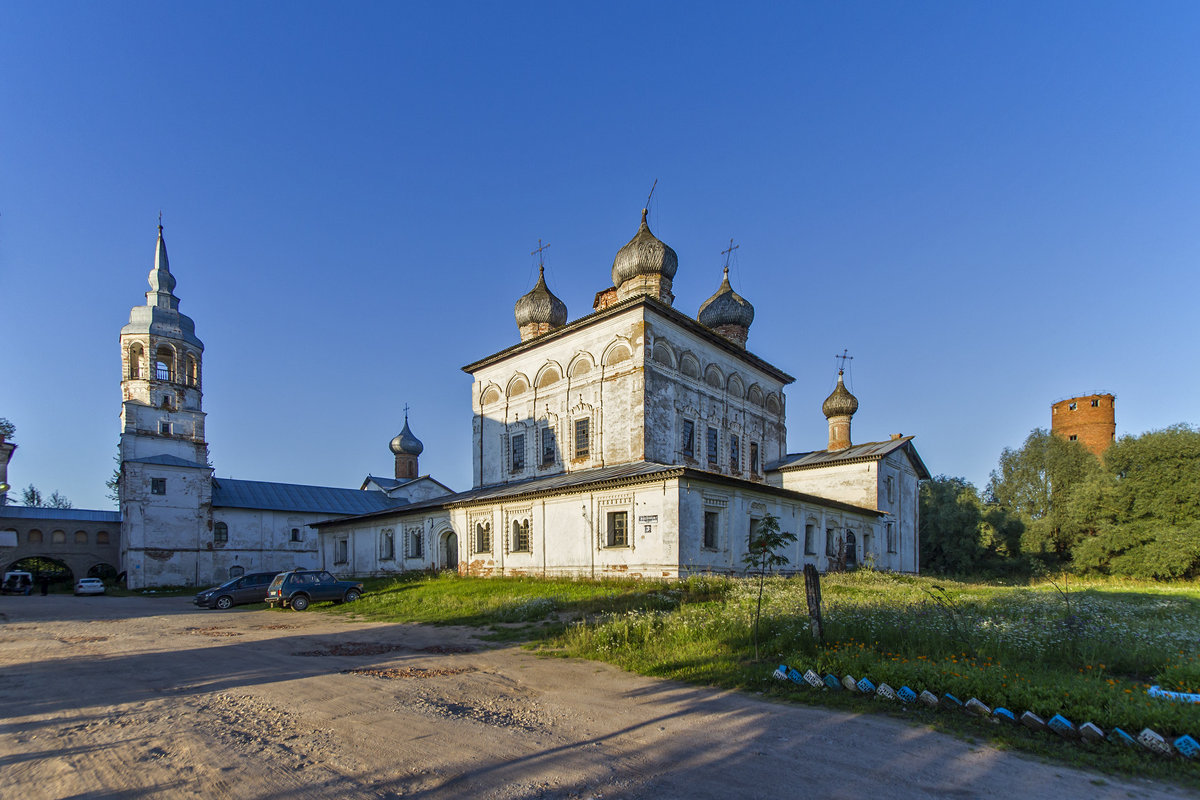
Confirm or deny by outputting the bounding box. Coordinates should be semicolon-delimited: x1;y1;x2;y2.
121;460;213;588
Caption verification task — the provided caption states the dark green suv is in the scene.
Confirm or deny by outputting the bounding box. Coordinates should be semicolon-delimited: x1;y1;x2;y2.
265;570;364;611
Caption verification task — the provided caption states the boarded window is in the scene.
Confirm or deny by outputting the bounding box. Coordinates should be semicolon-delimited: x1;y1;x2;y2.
96;531;110;544
804;523;816;555
606;511;628;547
74;531;88;544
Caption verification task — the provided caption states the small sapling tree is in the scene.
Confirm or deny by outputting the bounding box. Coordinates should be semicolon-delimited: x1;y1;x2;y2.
742;512;796;661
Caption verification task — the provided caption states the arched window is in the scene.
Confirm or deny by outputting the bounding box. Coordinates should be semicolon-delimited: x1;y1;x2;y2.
213;522;228;543
128;342;145;379
52;530;66;544
74;531;88;544
727;375;744;398
480;386;502;406
766;394;782;415
27;529;43;544
511;519;531;552
536;365;561;388
704;365;724;389
229;565;245;579
380;529;395;560
96;531;110;544
747;385;765;406
155;345;175;382
680;355;701;379
185;354;199;387
475;522;492;553
652;341;675;368
507;376;529;397
603;343;631;366
569;356;593;378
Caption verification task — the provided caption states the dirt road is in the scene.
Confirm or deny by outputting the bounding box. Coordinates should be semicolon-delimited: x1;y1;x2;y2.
0;595;1186;800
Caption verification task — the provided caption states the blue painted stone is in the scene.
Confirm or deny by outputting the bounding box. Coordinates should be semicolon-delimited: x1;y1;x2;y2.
1048;714;1077;739
824;673;843;690
773;665;789;681
788;668;805;685
1173;735;1199;759
856;677;876;694
943;693;963;709
1108;727;1135;747
992;707;1016;723
897;686;917;703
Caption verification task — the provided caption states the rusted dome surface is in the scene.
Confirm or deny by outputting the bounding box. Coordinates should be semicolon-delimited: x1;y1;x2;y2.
514;266;568;328
611;209;678;288
698;267;754;329
822;371;859;418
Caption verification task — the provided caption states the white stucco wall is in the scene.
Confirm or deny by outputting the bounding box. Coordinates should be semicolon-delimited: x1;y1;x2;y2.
121;460;213;588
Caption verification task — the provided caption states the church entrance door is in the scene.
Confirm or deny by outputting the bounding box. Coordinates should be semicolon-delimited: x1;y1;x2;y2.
442;532;458;572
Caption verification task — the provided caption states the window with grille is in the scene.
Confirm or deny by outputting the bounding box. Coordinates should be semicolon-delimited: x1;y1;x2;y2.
606;511;628;547
706;427;718;465
512;433;526;472
511;519;531;552
475;522;492;553
730;435;740;472
151;478;166;495
750;442;759;474
574;418;590;459
541;427;556;466
213;521;228;543
681;420;695;457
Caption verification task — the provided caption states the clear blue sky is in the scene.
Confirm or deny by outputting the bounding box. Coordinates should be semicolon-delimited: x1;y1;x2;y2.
3;2;1198;510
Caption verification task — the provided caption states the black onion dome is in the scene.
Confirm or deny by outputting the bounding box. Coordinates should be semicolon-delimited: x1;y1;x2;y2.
389;417;424;456
514;266;568;328
698;267;754;329
822;371;859;418
611;209;678;288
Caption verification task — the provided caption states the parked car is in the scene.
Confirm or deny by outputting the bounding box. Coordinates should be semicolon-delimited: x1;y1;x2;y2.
193;571;280;610
265;570;363;611
74;578;106;596
2;571;33;595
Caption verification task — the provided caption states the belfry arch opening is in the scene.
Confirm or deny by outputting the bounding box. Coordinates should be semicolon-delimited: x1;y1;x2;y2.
155;345;175;382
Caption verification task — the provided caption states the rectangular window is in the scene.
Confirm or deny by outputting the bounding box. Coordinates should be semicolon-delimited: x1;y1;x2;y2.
886;475;895;503
381;530;395;560
512;433;526;472
804;523;816;555
541;427;556;466
574;418;590;459
706;427;718;465
681;420;695;457
886;522;896;554
1069;434;1078;441
1091;398;1099;407
334;538;348;564
512;519;531;552
151;478;166;495
750;443;759;475
748;517;760;547
703;511;719;549
159;421;172;435
606;511;628;547
729;435;740;473
825;528;837;558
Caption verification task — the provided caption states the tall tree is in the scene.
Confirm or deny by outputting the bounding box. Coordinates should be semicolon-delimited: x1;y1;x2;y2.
986;428;1101;563
21;484;43;507
919;476;986;574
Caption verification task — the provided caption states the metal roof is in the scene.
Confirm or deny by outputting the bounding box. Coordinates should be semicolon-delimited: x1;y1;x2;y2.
768;437;931;479
0;506;122;523
125;454;209;469
211;478;409;515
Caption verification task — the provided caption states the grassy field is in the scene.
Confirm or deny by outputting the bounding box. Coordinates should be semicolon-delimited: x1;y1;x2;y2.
328;570;1200;783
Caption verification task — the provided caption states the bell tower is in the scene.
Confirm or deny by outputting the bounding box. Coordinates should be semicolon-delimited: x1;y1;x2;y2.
118;221;213;589
119;222;208;465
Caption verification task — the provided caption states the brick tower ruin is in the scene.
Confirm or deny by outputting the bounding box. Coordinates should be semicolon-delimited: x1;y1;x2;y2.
1051;393;1115;459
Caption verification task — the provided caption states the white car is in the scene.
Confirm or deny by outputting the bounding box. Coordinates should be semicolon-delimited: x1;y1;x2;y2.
74;578;106;596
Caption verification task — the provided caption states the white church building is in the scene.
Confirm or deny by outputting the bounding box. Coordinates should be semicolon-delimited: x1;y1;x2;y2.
312;209;929;578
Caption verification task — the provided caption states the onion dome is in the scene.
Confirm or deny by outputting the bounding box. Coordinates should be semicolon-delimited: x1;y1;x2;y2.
822;371;859;418
698;267;755;329
389;416;424;456
514;266;568;329
611;209;678;288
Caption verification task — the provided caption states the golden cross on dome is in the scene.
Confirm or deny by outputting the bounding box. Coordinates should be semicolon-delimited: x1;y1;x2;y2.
721;238;739;269
835;349;853;373
530;239;550;269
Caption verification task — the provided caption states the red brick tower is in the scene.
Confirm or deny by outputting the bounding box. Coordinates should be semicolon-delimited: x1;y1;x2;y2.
1051;393;1115;459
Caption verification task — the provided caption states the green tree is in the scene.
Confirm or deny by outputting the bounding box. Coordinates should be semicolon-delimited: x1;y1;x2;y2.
919;476;986;574
1073;425;1200;579
0;417;15;439
986;428;1101;564
741;512;796;660
21;484;43;507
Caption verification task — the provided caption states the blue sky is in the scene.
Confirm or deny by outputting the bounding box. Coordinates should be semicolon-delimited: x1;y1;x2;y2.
3;2;1198;509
